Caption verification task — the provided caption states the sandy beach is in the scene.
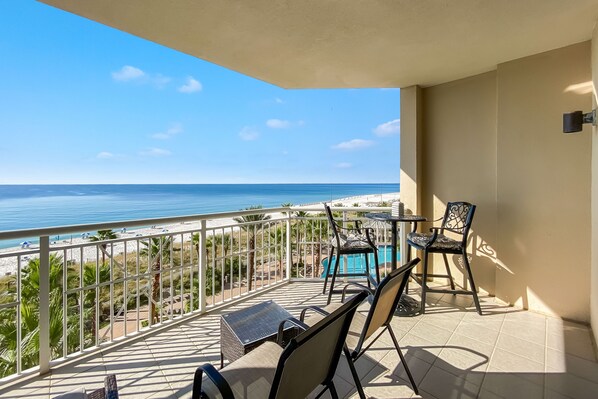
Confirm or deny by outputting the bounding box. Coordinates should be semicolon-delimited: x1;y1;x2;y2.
0;192;398;275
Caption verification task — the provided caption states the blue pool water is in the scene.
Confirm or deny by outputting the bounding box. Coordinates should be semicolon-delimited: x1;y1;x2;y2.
321;245;396;277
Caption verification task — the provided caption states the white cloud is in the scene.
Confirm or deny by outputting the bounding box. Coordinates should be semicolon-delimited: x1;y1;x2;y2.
140;148;171;157
335;162;352;169
96;151;115;159
112;66;146;82
239;127;260;141
332;139;374;150
275;98;284;104
178;76;202;93
151;123;183;140
266;119;292;129
373;118;400;137
111;65;171;88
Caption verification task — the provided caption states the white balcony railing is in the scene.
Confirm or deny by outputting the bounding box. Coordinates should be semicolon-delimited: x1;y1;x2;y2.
0;205;392;384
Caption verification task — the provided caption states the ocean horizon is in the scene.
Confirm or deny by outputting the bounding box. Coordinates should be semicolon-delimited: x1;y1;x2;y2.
0;184;398;241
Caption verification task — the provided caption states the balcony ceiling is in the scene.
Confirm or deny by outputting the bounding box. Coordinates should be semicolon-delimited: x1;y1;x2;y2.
39;0;598;88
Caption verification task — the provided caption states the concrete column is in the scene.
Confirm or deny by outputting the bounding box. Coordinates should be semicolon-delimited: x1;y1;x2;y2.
400;85;423;215
591;24;598;348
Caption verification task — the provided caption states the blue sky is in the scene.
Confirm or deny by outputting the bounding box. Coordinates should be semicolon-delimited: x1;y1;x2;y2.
0;1;401;184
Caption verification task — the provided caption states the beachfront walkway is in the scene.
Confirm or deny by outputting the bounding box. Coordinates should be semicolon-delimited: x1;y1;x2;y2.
3;281;597;399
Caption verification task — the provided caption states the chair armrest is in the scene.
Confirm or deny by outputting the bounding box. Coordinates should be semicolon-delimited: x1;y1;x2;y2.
341;282;375;302
419;226;441;248
192;364;234;399
299;306;330;321
277;317;310;345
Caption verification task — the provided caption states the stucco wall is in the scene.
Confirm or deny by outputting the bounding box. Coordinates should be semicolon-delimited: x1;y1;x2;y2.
421;72;498;295
591;26;598;344
496;42;591;321
403;42;592;321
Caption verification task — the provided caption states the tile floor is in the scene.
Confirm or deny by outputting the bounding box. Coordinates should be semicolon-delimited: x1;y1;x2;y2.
2;281;597;399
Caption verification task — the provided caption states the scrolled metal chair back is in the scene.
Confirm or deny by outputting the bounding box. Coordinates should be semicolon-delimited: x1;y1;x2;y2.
441;202;475;235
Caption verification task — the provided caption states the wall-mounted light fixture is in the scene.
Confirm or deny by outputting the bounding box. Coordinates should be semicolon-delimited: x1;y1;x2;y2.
563;109;596;133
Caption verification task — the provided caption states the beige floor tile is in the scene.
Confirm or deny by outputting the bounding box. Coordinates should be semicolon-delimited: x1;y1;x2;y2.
359;371;417;399
545;371;598;399
454;321;500;346
434;346;489;386
419;310;464;331
504;310;547;327
379;351;432;385
446;333;495;359
501;320;546;346
420;366;481;399
48;367;108;396
546;326;596;362
335;353;383;386
481;371;544;398
409;320;454;346
459;316;504;332
412;389;441;399
496;332;545;365
398;332;443;365
543;388;574;399
0;381;50;399
476;388;504;398
489;348;544;376
545;348;598;383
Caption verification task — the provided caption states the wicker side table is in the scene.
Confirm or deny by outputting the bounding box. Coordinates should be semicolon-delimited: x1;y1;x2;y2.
220;300;297;367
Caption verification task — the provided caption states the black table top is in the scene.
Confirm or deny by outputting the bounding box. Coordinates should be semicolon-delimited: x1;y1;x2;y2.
221;300;293;346
365;212;426;223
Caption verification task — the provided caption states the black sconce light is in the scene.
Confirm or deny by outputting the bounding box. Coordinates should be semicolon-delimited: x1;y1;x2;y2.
563;109;596;133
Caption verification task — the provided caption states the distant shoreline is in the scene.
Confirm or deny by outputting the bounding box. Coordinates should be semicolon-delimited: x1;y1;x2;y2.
0;192;399;275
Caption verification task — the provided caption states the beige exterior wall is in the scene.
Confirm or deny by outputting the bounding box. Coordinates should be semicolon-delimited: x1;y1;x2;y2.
420;72;498;294
496;42;591;321
592;26;598;345
402;42;592;321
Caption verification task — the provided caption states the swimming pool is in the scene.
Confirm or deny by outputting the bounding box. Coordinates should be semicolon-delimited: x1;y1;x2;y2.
321;245;396;278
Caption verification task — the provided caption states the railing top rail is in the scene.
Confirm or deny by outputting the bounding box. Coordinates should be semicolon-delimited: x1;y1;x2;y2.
0;205;391;240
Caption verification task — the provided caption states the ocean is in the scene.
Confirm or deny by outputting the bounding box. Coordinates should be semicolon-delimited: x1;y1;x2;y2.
0;184;398;246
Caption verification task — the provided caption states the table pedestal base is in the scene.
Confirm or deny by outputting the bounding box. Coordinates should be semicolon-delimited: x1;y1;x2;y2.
396;294;420;316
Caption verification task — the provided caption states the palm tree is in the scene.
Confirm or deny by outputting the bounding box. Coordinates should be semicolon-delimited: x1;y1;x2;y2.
305;218;326;277
281;202;293;216
88;229;117;266
219;234;235;258
234;206;271;291
140;236;176;323
81;263;111;343
269;226;287;278
0;254;79;377
292;210;310;268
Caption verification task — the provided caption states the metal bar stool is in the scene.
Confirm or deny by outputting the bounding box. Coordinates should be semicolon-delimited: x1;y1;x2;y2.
407;201;482;315
322;204;380;305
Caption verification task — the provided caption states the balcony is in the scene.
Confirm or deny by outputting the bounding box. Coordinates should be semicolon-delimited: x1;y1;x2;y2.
1;206;597;398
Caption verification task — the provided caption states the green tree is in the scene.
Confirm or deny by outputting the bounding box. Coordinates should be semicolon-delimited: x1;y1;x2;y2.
234;206;271;291
292;210;310;267
305;218;326;277
81;263;111;343
140;236;177;323
88;229;117;266
270;226;287;278
0;254;79;377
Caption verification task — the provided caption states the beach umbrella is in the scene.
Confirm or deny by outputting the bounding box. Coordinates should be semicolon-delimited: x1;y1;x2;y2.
20;241;30;248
